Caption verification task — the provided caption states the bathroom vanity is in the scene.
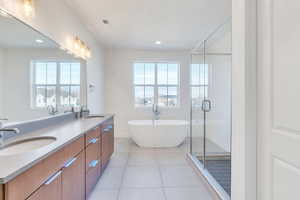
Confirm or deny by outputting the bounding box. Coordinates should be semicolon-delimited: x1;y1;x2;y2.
0;115;114;200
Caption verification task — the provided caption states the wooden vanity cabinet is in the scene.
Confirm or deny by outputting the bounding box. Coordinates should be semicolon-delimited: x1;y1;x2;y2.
1;116;114;200
62;151;85;200
85;127;101;199
101;119;114;168
26;170;62;200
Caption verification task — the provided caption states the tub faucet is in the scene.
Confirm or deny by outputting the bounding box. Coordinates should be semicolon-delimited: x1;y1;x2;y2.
152;104;160;120
0;119;20;148
47;105;58;115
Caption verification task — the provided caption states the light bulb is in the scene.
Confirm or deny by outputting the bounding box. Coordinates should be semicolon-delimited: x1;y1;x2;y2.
24;0;34;17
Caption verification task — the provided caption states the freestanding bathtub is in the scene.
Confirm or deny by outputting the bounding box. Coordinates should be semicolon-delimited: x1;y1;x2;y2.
128;120;189;148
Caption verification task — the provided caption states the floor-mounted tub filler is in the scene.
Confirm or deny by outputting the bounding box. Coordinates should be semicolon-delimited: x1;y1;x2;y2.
128;120;188;148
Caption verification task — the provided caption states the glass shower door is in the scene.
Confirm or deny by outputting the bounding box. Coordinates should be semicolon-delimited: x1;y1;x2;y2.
204;21;232;196
190;46;206;164
190;20;232;198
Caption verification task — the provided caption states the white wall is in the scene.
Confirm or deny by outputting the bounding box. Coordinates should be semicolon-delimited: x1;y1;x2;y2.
104;49;190;138
0;48;85;122
0;0;105;114
0;47;3;115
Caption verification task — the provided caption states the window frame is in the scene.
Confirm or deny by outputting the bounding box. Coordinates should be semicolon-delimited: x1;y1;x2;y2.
133;61;181;109
190;63;210;108
30;60;81;109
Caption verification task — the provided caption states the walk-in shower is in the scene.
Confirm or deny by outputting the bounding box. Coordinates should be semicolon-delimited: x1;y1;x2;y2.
189;20;232;199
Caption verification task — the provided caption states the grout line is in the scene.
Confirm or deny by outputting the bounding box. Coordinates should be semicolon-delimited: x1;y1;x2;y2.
156;151;168;200
116;141;131;200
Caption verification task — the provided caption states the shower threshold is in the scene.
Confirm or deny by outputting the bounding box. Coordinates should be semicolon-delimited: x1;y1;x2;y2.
187;153;231;200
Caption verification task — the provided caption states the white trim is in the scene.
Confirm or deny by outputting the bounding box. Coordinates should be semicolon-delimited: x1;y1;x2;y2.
231;0;257;200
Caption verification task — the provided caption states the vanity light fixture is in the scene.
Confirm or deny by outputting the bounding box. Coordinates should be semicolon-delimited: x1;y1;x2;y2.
23;0;34;17
67;36;92;59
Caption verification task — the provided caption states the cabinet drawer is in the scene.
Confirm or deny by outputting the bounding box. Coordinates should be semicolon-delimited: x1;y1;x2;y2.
63;137;85;162
86;140;100;173
85;127;100;147
5;136;84;200
86;163;100;199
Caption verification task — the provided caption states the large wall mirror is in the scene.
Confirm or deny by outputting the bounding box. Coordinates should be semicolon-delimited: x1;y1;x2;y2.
0;10;87;124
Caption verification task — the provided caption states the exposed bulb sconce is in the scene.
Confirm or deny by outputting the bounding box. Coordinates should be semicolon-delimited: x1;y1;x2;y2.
63;36;92;60
23;0;34;17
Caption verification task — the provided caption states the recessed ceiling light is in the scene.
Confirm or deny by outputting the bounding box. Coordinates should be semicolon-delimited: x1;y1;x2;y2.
155;41;162;45
35;39;44;43
102;19;109;24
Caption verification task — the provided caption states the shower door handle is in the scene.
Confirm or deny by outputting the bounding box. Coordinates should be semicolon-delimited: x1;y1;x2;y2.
201;99;211;112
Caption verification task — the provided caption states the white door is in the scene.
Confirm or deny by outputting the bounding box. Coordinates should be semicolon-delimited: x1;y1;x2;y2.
258;0;300;200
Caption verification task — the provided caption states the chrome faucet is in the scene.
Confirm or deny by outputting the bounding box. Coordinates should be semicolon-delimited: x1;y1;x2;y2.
152;104;160;120
0;119;20;148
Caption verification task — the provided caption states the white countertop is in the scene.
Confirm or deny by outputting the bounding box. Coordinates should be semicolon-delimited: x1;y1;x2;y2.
0;114;113;184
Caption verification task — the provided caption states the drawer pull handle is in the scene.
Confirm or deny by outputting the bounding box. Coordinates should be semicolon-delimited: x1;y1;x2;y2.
45;170;62;185
88;138;98;144
103;125;113;133
89;160;99;168
64;157;77;168
103;128;110;132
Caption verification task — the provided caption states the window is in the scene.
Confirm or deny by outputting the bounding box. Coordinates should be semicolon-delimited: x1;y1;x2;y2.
31;61;81;108
134;62;180;107
190;64;209;107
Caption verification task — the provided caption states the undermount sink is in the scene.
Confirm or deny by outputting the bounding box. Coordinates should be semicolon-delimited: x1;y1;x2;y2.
0;136;57;156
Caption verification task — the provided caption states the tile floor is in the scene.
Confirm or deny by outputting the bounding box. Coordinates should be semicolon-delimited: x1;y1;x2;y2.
89;138;216;200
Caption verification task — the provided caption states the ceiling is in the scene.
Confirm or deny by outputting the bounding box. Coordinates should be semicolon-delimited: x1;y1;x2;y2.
0;15;57;49
65;0;231;50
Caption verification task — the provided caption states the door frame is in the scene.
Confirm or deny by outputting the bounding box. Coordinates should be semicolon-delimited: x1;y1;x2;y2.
231;0;257;200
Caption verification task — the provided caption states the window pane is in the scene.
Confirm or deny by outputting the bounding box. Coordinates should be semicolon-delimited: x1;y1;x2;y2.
168;64;178;85
46;63;57;84
144;86;154;106
135;86;144;106
191;86;201;107
46;86;56;106
191;64;200;85
71;63;81;84
36;86;46;107
200;64;209;85
191;86;207;107
144;63;155;85
35;63;47;84
168;87;177;106
158;87;168;107
134;63;144;84
60;63;71;84
157;63;168;84
60;86;70;106
70;86;80;106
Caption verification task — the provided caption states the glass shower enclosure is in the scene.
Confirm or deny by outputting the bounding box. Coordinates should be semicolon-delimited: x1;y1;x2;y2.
190;20;232;198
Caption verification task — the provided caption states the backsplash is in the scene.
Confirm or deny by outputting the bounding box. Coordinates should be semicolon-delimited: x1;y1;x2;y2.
2;113;76;140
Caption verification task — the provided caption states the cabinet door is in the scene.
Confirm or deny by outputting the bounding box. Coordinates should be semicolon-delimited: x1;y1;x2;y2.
62;151;85;200
27;171;62;200
86;159;101;199
108;128;114;157
101;132;110;167
102;124;114;168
